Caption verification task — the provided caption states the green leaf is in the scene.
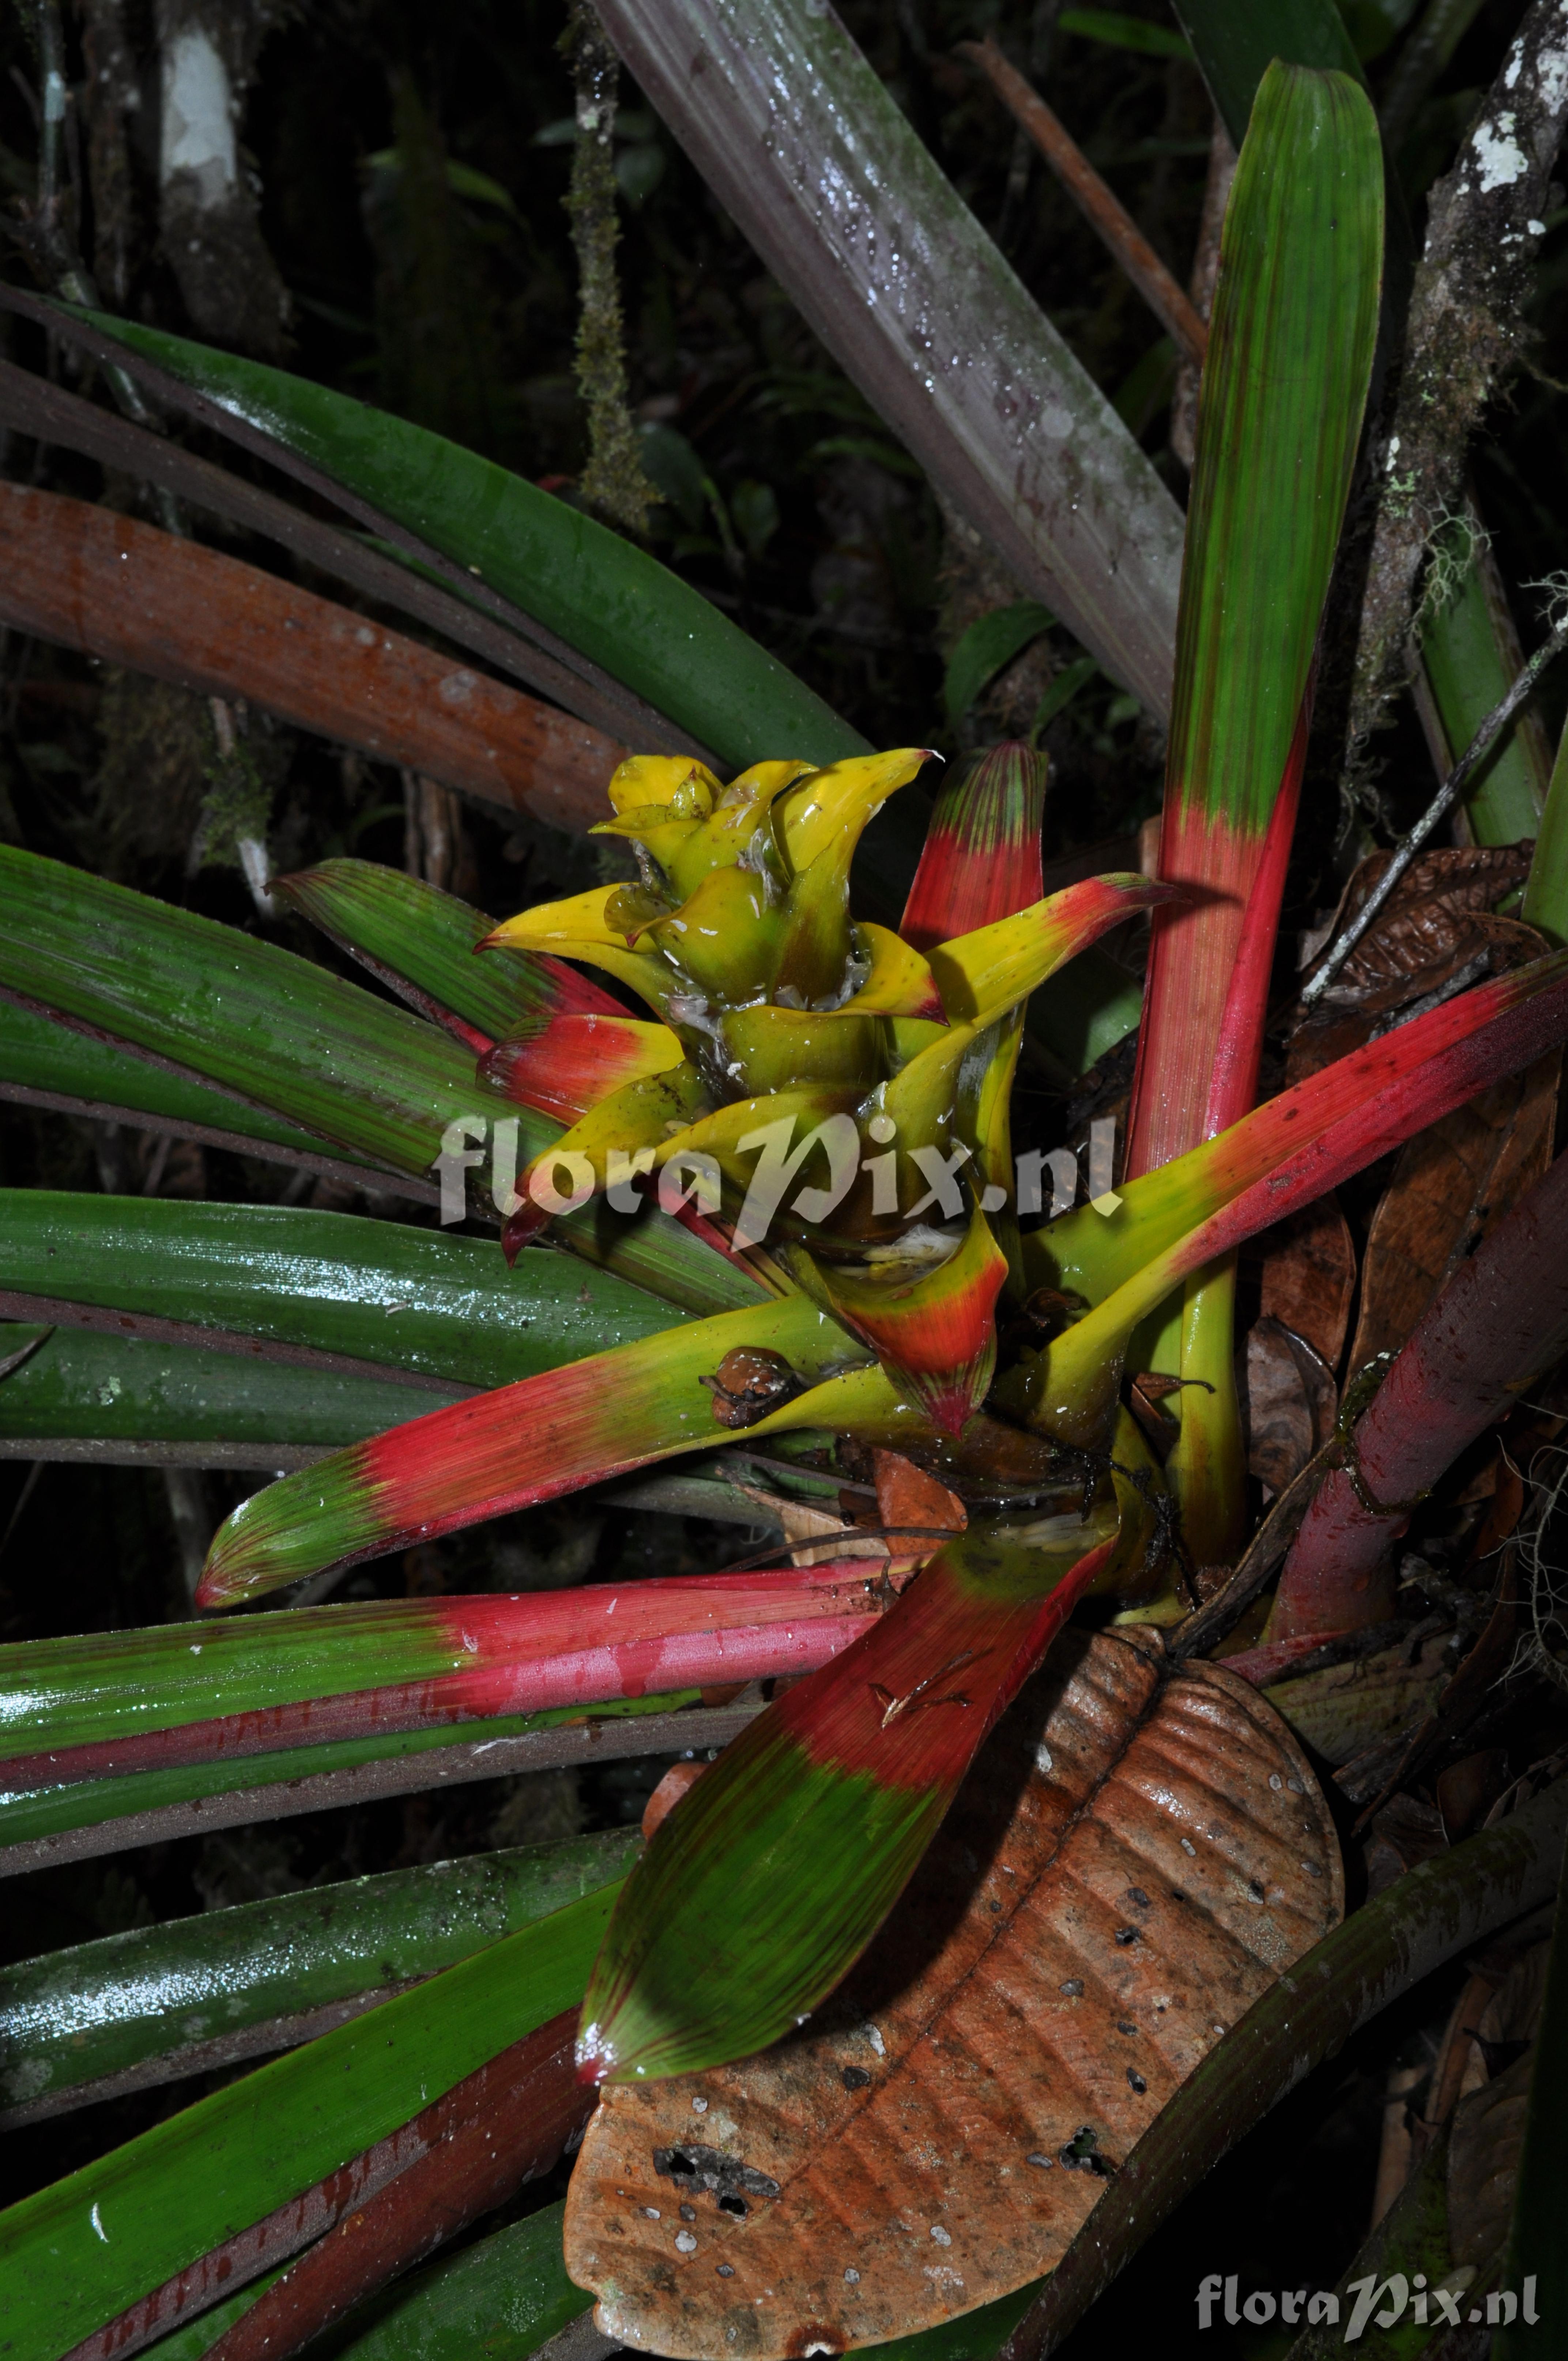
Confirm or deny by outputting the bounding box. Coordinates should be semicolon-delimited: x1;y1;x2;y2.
273;859;619;1042
1161;64;1383;851
1028;946;1143;1076
1;1831;638;2120
0;1883;618;2361
0;1694;700;1859
0;1324;457;1461
942;602;1054;730
197;1297;867;1605
1058;8;1193;59
1030;655;1098;740
1418;515;1550;848
0;998;385;1178
73;309;866;774
1171;0;1367;147
0;1193;685;1390
0;847;761;1319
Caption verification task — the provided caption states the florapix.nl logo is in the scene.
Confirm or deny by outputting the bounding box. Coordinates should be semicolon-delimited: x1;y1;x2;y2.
1195;2272;1541;2341
433;1111;1122;1239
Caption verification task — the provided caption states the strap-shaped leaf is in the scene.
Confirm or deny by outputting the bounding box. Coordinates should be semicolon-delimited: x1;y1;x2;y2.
0;1193;682;1390
592;0;1183;717
577;1523;1117;2082
173;2204;588;2361
76;310;865;774
0;998;389;1181
0;1885;617;2361
273;860;619;1045
1128;59;1383;1172
0;1693;709;1864
196;1297;870;1606
0;848;761;1318
0;486;628;841
0;1325;456;1463
1;1830;639;2124
0;1564;885;1774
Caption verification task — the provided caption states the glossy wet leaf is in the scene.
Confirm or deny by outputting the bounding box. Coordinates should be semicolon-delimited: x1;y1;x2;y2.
75;310;862;775
1;1562;885;1778
0;846;759;1318
0;1830;640;2123
0;998;385;1183
0;1193;683;1390
565;1627;1341;2354
0;1324;457;1464
274;859;620;1045
0;1883;618;2361
196;1297;867;1605
593;0;1184;717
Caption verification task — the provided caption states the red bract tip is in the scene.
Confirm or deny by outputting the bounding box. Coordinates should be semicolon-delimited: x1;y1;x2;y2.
501;1199;550;1262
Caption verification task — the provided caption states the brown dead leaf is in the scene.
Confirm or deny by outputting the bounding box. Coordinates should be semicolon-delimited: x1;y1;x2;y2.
1239;1317;1337;1494
1255;1197;1357;1372
564;1629;1341;2358
1288;850;1539;1087
872;1450;966;1584
1261;1633;1452;1770
1348;1050;1560;1370
1310;845;1534;1010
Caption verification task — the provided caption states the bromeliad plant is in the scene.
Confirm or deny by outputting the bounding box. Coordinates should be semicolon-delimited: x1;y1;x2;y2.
8;42;1568;2361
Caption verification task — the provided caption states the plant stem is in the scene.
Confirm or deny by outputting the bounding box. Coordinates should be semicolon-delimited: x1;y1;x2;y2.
961;38;1209;369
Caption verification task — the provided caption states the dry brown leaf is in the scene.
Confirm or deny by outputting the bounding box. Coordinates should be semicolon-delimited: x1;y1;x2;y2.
872;1450;966;1584
1255;1196;1357;1372
1239;1316;1337;1494
1261;1633;1452;1770
564;1629;1342;2358
1348;1050;1560;1370
1310;845;1534;1010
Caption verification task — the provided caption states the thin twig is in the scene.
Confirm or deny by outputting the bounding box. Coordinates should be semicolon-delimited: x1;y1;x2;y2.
1303;620;1568;1006
960;36;1209;370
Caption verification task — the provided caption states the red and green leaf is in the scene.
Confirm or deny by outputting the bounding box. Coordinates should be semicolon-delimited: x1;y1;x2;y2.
900;741;1047;952
197;1298;868;1606
1;1565;886;1785
274;859;619;1051
577;1521;1117;2083
1119;62;1383;1557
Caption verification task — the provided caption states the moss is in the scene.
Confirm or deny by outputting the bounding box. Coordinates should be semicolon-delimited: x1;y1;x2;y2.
561;0;656;539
